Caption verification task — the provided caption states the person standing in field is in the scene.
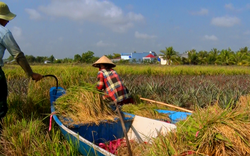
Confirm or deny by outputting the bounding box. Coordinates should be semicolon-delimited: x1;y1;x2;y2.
0;1;43;132
92;55;134;110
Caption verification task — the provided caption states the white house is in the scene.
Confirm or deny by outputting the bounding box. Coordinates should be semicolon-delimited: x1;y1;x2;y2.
44;60;51;64
158;56;167;65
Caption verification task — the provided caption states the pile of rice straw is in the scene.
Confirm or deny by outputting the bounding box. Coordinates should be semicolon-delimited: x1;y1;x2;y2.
54;83;117;126
146;95;250;156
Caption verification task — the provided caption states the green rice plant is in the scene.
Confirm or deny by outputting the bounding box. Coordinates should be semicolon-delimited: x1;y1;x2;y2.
54;83;117;125
4;64;250;79
6;77;51;120
0;115;80;156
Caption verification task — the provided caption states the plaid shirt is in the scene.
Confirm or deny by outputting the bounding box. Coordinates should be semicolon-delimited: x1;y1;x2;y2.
96;68;131;104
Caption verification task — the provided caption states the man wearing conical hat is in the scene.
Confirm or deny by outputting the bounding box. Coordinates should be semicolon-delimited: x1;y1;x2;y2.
93;55;134;109
0;2;43;132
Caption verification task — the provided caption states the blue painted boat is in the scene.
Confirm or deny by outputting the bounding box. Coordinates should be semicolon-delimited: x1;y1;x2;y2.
49;86;191;156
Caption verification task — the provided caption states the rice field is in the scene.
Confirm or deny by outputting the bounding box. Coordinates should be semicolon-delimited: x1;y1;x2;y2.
1;64;250;155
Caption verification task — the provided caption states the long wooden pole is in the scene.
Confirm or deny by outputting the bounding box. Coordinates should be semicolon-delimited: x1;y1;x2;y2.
140;97;193;113
114;102;132;156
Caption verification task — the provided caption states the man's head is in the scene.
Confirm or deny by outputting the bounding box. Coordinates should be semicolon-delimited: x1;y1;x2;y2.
0;2;16;26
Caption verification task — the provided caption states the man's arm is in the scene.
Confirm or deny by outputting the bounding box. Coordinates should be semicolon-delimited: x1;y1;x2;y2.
15;52;33;77
96;72;104;90
3;30;43;81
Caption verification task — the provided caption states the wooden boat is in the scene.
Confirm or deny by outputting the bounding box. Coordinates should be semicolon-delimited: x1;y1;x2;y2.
49;86;191;156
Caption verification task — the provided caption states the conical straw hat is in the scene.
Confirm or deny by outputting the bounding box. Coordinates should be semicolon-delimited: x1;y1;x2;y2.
92;55;116;68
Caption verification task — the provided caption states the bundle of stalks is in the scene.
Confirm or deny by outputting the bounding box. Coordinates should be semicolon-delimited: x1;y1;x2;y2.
54;83;117;126
145;95;250;156
116;140;148;156
121;103;171;122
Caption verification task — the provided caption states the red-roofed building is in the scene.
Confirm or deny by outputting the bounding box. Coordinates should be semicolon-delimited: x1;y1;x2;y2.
143;53;157;62
145;54;156;58
120;51;158;63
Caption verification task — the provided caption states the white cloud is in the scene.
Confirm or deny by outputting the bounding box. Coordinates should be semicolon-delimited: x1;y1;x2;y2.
25;8;42;20
39;0;144;33
11;26;23;40
190;8;208;15
203;35;218;41
211;16;240;27
135;31;156;39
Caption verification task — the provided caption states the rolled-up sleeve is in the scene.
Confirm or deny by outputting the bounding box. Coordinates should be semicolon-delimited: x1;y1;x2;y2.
1;30;33;76
2;31;22;58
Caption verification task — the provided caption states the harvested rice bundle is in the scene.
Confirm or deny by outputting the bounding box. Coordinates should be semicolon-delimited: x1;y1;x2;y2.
54;83;117;126
179;99;250;156
121;103;171;122
148;95;250;156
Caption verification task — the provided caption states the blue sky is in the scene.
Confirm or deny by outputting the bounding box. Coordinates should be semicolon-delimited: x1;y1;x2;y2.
3;0;250;59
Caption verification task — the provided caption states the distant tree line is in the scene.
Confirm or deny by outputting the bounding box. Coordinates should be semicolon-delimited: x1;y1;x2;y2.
5;51;123;64
4;47;250;66
160;46;250;66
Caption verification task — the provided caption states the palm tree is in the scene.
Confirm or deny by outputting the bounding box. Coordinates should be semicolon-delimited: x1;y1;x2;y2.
239;46;250;54
160;46;178;65
207;48;219;65
187;49;199;65
232;52;246;65
197;50;208;65
215;48;234;65
238;47;250;65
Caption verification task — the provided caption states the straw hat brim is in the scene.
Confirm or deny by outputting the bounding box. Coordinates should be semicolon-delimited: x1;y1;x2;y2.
92;55;116;68
0;12;16;21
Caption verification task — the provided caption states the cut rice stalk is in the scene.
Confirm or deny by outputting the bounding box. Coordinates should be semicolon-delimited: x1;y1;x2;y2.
54;84;117;126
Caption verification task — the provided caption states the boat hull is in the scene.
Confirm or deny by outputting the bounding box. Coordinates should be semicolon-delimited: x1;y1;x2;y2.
49;87;190;155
